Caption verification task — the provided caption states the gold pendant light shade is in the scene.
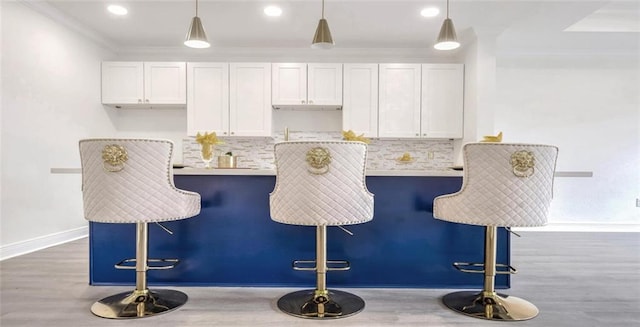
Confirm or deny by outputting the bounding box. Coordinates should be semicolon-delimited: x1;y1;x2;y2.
185;16;210;48
434;18;460;50
184;0;210;49
434;0;460;51
311;18;334;49
311;0;334;49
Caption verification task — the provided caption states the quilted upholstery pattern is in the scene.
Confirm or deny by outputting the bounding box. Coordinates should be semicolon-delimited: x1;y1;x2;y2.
434;143;558;227
79;139;201;223
270;141;374;226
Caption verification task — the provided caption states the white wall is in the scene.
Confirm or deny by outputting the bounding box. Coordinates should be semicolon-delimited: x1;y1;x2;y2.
495;54;640;224
0;2;115;255
0;1;4;246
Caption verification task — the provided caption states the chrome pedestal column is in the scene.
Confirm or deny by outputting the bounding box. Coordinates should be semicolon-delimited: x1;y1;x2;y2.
277;226;365;319
442;227;539;321
90;223;188;319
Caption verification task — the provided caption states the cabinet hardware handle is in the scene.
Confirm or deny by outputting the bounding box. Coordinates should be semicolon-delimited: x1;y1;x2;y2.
301;100;305;104
309;100;314;104
223;132;227;135
416;133;419;136
145;99;149;103
231;132;235;135
138;99;142;103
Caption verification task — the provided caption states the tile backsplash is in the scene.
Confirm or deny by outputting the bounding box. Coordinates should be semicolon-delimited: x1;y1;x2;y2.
183;132;454;170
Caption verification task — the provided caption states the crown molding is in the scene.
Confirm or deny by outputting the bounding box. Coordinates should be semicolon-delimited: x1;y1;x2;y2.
19;0;118;52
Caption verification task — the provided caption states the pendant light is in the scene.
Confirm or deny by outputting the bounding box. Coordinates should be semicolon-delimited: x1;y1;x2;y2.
434;0;460;50
311;0;334;49
184;0;210;49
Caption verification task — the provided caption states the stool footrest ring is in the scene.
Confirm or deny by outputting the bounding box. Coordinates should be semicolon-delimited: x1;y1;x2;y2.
292;260;351;271
452;262;517;274
115;258;179;270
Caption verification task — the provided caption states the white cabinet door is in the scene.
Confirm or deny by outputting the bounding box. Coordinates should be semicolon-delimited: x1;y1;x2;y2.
378;64;421;138
272;63;306;105
186;63;229;136
230;63;272;137
343;64;378;137
102;61;186;105
307;63;342;106
144;62;186;104
421;64;464;139
272;63;342;106
101;62;144;104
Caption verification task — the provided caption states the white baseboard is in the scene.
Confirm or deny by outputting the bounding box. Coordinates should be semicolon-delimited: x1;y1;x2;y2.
513;222;640;233
0;226;89;261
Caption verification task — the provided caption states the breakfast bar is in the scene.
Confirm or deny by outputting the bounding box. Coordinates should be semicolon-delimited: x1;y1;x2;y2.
88;169;511;289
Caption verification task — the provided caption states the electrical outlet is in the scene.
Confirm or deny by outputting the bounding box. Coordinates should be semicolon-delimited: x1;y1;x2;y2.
428;151;435;160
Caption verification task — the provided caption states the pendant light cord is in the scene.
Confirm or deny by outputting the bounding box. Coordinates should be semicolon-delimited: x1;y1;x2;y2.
322;0;325;19
196;0;199;17
446;0;450;19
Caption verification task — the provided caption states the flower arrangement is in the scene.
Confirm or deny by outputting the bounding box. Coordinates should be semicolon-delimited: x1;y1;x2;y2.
195;131;224;168
342;130;370;144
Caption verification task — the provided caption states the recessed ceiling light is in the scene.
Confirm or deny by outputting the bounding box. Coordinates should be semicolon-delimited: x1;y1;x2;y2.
264;5;283;17
420;7;440;18
107;5;128;16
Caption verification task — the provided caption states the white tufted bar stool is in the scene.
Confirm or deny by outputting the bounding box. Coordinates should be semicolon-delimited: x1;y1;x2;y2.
270;141;374;319
79;138;201;319
434;143;558;321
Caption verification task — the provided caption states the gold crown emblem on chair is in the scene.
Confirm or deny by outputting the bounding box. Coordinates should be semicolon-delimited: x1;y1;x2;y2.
102;144;128;172
511;150;535;178
306;147;332;175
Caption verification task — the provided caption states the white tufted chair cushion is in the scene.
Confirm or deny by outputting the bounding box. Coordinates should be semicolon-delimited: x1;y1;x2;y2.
434;143;558;227
270;141;374;226
79;138;201;223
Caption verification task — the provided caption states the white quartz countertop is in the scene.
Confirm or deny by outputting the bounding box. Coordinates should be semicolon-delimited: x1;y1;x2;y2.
50;168;590;178
172;168;463;177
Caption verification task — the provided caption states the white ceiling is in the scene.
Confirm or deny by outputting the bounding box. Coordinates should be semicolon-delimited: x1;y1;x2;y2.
33;0;640;54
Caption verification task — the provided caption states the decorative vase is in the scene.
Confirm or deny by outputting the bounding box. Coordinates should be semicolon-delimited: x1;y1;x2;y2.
200;143;214;169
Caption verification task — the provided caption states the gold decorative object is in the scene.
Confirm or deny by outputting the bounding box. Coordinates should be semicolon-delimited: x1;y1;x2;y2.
398;152;413;162
195;131;224;169
306;147;331;175
342;130;370;144
102;144;128;172
481;131;503;143
511;150;535;177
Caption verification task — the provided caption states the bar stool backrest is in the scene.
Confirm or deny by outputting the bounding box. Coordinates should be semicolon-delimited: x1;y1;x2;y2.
79;138;201;223
434;143;558;227
270;141;374;226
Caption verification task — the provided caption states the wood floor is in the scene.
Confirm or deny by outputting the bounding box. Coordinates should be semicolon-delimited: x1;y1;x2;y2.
1;232;639;326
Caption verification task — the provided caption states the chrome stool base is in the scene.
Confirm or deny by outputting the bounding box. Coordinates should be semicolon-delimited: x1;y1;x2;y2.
277;289;365;319
90;289;188;319
442;291;539;321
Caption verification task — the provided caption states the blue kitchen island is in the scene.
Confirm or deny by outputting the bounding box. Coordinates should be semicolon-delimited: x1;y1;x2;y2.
89;169;511;289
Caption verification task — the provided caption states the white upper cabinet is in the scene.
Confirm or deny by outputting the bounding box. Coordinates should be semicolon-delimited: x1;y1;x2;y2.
342;64;379;137
102;61;186;106
272;63;342;107
421;64;464;139
378;63;464;139
378;64;422;138
307;63;343;106
187;63;229;136
187;62;271;137
101;62;143;104
229;63;272;137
